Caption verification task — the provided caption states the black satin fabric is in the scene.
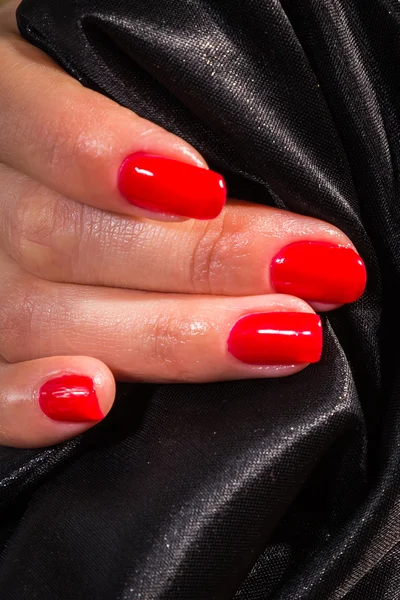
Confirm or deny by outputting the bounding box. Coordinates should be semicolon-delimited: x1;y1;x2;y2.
1;0;398;598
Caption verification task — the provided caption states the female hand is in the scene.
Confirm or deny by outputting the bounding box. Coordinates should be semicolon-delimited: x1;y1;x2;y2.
0;0;366;447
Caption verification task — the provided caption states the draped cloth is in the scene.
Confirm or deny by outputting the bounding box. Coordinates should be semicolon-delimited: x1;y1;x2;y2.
1;0;399;597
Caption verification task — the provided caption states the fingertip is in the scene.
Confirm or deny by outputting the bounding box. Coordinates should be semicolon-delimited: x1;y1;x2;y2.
270;241;367;306
117;153;226;221
37;357;116;424
227;310;322;367
0;356;116;448
90;358;116;419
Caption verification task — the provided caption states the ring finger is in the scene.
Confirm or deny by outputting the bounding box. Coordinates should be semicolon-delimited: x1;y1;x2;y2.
1;258;323;383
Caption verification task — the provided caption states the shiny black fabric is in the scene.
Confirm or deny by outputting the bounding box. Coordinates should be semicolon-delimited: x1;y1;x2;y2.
1;0;398;597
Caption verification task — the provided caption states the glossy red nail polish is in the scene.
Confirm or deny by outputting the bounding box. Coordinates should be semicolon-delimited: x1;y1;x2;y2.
228;312;322;365
39;375;104;423
271;241;367;304
118;153;227;219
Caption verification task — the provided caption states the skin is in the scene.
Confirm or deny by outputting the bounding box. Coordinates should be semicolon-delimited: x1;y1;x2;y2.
0;0;359;447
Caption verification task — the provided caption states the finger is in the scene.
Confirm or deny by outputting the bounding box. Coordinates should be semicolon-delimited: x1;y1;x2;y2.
0;1;20;31
0;30;226;220
0;164;366;307
1;265;323;383
0;355;115;448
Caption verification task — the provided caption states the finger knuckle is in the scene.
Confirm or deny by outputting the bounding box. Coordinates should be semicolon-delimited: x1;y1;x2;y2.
141;309;199;382
6;186;59;276
32;94;83;182
59;95;117;190
5;185;87;279
190;211;250;294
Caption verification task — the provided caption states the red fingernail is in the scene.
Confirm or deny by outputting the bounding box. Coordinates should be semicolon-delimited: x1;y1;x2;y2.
118;153;226;219
271;242;367;304
39;375;104;423
228;312;322;365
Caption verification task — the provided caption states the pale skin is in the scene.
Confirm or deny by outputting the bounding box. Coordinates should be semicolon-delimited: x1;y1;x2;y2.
0;0;362;447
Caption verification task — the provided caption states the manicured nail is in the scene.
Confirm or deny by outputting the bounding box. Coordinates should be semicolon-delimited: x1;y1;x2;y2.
228;312;322;365
39;375;104;423
118;153;227;219
271;241;367;304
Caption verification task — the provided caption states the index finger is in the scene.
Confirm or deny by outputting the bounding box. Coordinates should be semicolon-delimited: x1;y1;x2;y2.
0;26;226;221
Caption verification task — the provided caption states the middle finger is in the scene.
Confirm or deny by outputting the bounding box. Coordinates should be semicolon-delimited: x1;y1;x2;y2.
0;164;366;306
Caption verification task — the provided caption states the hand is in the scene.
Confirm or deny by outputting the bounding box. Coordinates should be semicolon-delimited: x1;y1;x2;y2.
0;0;366;447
